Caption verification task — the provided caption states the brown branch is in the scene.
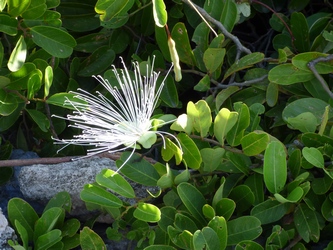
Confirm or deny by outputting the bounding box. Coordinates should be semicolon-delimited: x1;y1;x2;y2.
0;152;157;167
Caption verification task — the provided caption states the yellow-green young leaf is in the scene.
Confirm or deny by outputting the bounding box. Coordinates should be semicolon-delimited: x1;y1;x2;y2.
8;36;26;72
214;108;238;146
241;131;269;156
167;36;182;82
187;100;212;137
44;66;53;98
27;72;42;100
319;106;330;135
161;138;183;165
263;141;287;194
133;202;161;222
302;147;324;168
178;133;202;169
80;227;106;250
96;169;135;198
95;0;132;21
223;52;264;80
152;0;167;27
171;114;193;134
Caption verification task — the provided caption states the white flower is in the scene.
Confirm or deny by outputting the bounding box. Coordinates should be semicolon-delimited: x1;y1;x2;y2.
54;58;181;169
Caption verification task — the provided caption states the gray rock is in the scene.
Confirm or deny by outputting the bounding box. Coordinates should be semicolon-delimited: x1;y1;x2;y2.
0;208;17;249
18;157;118;217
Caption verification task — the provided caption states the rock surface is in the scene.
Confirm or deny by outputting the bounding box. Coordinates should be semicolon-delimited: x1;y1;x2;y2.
0;208;16;249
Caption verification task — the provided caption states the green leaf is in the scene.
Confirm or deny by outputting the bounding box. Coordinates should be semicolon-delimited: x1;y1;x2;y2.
302;147;324;168
224;52;264;80
22;0;47;19
193;227;221;250
7;35;27;72
268;63;314;85
215;86;239;111
15;220;29;249
0;14;18;36
7;0;30;17
133;202;161;222
251;199;290;225
0;89;18;116
8;198;39;242
80;184;123;208
35;229;62;250
80;227;106;250
25;109;50;132
214;108;238;146
171;114;193;134
187;100;212;137
171;22;196;66
292;52;333;74
96;169;135;198
287;112;318;132
226;102;250;146
44;66;53;98
207;216;227;249
178;133;202;169
203;48;226;74
144;246;177;250
263;141;287;194
244;173;264;205
46;92;87;109
152;0;167;27
266;82;279;107
159;75;179;108
227;216;262;245
194;74;211;92
158;206;176;232
118;152;160;186
43;191;71;213
61;218;80;237
294;204;320;243
235;241;264;250
201;148;225;172
290;12;310;52
30;26;76;58
161;138;183;165
241;131;269;156
95;0;132;21
34;207;63;242
274;187;304;203
177;182;207;226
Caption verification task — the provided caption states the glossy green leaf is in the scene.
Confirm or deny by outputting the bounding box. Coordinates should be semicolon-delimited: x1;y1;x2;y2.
226;102;250;146
312;175;333;195
0;14;18;36
167;226;194;249
44;66;52;98
201;148;225;172
30;26;76;58
251;199;290;225
22;0;47;19
193;227;221;250
290;12;310;52
229;185;255;213
194;74;211;92
161;138;183;165
287;112;318;132
35;229;62;250
178;133;202;169
187;100;212;137
158;206;176;232
7;0;30;17
177;182;207;226
0;89;18;116
174;213;198;233
263;141;287;194
171;22;195;66
241;131;269;156
80;227;106;250
301;132;333;147
15;220;28;249
227;216;262;245
216;86;240;111
292;52;333;74
245;173;264;205
223;52;264;80
80;184;123;208
214;108;238;146
159;75;179;108
7;36;27;72
274;187;304;203
118;152;160;186
133;202;161;222
294;204;320;243
226;152;251;175
25;109;50;132
8;198;39;242
203;48;226;74
46;92;87;109
96;169;135;198
215;199;235;221
202;204;215;220
321;196;333;222
302;147;324;168
268;63;314;85
207;216;227;249
95;0;132;21
23;10;62;28
78;46;115;76
34;207;63;242
235;240;263;250
152;0;167;27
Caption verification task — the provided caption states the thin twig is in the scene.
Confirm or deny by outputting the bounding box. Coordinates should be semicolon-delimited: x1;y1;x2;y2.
307;54;333;100
216;74;268;89
182;0;251;55
0;152;157;168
